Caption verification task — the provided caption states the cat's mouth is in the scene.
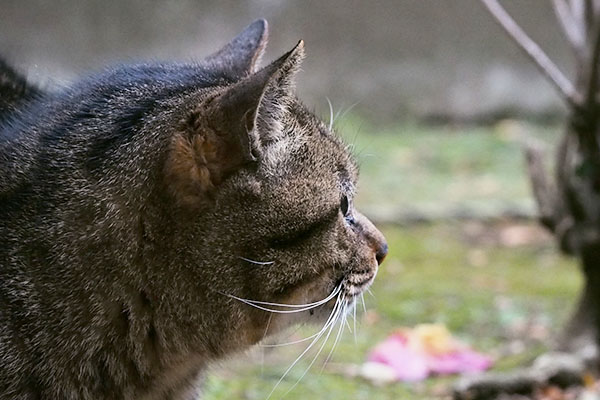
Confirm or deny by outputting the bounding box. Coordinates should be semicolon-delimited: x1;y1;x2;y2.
222;266;377;330
303;266;377;321
303;267;377;326
339;267;377;300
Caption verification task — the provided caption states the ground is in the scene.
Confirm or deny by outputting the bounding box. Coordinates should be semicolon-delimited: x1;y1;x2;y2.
201;120;580;399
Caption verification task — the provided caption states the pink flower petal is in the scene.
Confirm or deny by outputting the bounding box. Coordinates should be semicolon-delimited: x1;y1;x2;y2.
368;335;429;381
366;327;494;382
428;350;493;375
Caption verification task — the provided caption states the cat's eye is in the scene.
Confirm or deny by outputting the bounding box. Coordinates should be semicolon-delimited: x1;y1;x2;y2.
340;195;350;216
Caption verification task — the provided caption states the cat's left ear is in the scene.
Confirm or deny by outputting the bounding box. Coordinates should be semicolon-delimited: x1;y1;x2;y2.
205;19;269;79
165;41;304;207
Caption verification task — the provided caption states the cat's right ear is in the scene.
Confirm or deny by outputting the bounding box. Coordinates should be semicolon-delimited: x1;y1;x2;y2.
204;19;269;79
165;42;304;207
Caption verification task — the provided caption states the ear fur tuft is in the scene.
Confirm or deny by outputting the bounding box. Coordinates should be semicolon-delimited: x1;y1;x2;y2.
164;131;217;207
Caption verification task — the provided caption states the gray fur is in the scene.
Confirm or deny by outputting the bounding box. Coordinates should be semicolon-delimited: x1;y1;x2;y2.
0;20;387;399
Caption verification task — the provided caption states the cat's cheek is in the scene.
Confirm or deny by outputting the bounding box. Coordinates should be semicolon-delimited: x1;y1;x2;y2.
305;302;339;324
278;268;337;303
329;226;359;270
256;268;339;333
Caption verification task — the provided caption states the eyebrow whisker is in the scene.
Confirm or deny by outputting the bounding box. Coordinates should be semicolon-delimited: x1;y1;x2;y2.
238;256;275;265
326;97;334;131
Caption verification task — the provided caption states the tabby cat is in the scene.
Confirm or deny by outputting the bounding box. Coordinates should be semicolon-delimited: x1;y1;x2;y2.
0;20;387;399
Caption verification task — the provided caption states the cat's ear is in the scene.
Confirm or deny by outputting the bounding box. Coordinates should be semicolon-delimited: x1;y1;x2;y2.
268;39;305;94
165;41;304;207
204;19;269;79
207;39;305;157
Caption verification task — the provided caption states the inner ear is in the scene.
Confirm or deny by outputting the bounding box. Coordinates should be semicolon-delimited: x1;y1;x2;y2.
164;41;305;208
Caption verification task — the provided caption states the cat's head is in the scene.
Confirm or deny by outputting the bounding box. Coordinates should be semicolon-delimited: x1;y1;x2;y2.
160;20;387;342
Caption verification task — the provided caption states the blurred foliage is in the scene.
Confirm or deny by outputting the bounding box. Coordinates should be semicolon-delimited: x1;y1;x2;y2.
335;117;562;221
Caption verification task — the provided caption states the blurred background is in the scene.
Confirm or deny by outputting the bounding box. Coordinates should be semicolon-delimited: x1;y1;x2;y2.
0;1;581;398
0;0;571;123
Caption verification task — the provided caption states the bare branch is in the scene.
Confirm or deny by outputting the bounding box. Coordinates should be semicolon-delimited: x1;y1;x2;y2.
552;0;585;51
480;0;580;108
454;352;585;400
584;23;600;107
586;0;595;29
571;0;585;26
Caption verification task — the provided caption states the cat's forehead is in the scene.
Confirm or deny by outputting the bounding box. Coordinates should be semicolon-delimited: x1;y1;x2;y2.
272;100;359;188
298;103;357;173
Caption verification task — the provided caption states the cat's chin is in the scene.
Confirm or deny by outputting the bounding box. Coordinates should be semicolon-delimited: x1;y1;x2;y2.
339;259;379;300
262;298;348;341
341;272;377;299
252;263;378;344
296;271;377;326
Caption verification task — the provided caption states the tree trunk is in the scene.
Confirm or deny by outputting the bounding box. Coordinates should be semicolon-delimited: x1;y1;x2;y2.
454;2;600;397
557;241;600;371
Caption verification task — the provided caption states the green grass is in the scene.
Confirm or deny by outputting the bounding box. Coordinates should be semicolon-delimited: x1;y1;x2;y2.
336;118;562;221
202;120;578;399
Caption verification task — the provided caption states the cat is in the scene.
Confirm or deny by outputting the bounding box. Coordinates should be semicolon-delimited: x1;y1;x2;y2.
0;19;388;399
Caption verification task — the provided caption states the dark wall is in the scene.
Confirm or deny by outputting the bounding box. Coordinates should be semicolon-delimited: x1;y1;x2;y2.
0;0;571;122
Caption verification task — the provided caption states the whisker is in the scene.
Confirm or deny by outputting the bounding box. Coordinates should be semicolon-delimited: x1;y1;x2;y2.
260;295;342;348
332;301;348;346
321;299;347;370
281;297;344;397
344;317;352;333
354;134;376;159
244;285;341;308
219;285;341;314
360;292;367;314
239;256;275;265
353;299;357;345
260;328;326;348
261;314;272;377
220;296;308;314
262;314;273;341
266;294;343;400
335;101;359;122
326;97;334;131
